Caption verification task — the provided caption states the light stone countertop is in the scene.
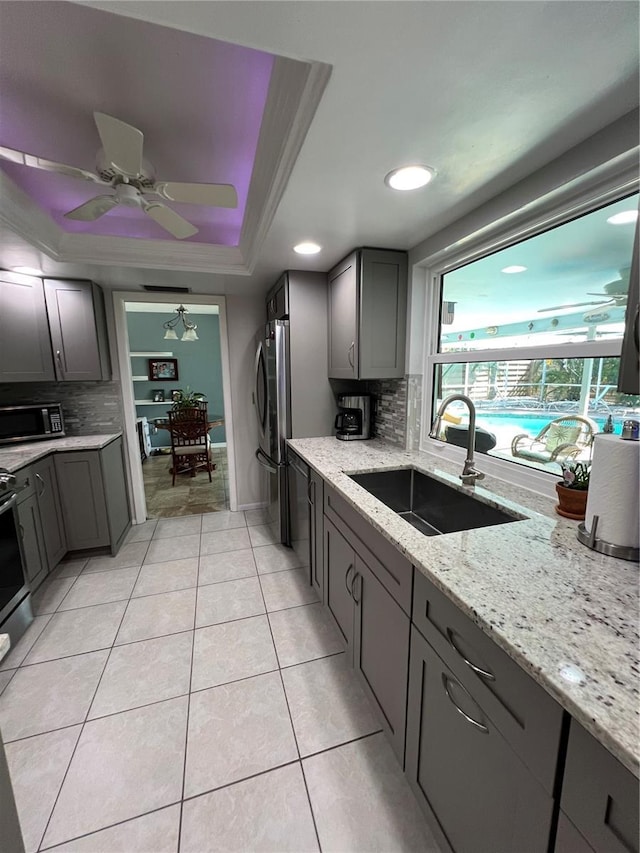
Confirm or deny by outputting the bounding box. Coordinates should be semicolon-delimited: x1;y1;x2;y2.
288;436;640;779
0;634;9;664
0;434;122;473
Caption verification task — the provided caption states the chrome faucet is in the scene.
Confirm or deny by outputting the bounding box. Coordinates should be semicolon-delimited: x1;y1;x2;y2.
429;394;485;487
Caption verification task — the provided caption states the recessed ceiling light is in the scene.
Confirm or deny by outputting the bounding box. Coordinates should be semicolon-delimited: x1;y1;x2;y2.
384;165;435;191
293;242;322;255
607;210;638;225
501;265;527;274
12;266;43;276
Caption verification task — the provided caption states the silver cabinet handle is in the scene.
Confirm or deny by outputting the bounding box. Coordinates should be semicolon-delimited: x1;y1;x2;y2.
446;627;495;681
255;448;277;474
344;564;354;596
55;349;65;376
35;472;46;498
347;341;355;370
441;672;489;733
307;478;316;507
351;571;362;604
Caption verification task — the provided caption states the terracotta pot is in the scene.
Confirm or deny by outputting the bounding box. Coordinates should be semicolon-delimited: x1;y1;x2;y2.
555;482;588;520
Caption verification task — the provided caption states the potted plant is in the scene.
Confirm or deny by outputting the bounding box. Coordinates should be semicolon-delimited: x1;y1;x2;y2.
170;387;206;410
555;460;590;519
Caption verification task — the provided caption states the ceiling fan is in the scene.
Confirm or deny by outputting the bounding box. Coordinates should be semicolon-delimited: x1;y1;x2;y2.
537;269;630;316
0;112;238;239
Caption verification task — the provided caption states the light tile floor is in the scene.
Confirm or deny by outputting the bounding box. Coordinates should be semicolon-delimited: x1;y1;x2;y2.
0;510;441;853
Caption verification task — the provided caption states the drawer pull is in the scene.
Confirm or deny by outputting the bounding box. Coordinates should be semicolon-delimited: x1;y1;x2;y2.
345;564;355;596
441;672;489;734
352;571;362;604
347;341;355;369
447;627;496;681
35;472;46;498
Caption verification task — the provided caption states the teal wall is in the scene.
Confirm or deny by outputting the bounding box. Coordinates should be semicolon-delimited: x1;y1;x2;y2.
126;310;226;447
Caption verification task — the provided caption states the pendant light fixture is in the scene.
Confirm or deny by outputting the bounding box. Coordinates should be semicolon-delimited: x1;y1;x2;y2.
163;305;199;341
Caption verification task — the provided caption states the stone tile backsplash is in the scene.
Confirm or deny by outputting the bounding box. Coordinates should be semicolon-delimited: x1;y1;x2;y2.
365;378;408;447
0;382;124;435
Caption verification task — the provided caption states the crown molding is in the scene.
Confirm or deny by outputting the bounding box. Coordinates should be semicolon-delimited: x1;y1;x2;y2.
0;172;62;256
240;56;332;273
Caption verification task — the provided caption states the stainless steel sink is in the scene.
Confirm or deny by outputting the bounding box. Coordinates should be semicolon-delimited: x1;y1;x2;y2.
348;468;525;536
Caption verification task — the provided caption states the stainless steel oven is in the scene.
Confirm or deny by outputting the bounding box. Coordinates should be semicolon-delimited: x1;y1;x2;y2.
0;470;33;645
0;403;65;446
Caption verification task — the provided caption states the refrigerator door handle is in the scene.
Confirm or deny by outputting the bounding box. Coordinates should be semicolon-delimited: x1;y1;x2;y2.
255;447;277;474
254;338;267;441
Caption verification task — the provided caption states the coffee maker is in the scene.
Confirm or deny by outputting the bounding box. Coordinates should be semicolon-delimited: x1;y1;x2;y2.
335;394;372;440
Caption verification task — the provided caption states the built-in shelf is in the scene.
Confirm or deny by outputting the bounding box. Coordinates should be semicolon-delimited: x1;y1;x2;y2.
129;351;174;357
132;376;150;381
134;400;173;406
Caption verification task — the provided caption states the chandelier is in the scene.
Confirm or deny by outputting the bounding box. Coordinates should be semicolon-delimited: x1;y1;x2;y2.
163;305;199;342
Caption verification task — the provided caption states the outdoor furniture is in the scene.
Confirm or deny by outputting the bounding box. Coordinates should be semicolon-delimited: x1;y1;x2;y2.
168;405;214;485
445;424;497;453
511;415;597;464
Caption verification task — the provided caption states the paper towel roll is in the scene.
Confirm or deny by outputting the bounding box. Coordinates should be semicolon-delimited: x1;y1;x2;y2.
584;434;639;548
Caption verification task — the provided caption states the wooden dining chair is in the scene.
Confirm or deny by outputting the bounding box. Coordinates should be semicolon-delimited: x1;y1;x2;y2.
168;405;212;485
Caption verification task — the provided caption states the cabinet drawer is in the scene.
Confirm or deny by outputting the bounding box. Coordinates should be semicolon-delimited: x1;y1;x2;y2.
561;721;639;853
324;485;412;614
413;569;563;793
14;466;35;503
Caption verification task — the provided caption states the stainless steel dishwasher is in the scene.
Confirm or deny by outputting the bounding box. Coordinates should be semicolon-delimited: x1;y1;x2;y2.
287;449;310;574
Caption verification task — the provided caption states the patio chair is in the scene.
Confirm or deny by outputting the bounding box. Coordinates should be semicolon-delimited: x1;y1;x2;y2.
168;404;213;485
511;415;598;464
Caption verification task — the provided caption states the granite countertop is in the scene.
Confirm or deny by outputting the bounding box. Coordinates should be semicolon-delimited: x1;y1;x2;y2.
0;434;122;473
288;436;640;778
0;634;9;664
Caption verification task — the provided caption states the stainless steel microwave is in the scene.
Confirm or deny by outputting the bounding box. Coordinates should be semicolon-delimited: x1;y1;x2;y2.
0;403;65;445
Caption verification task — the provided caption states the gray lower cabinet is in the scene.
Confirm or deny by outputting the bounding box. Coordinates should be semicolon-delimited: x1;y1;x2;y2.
558;720;639;853
309;469;324;599
0;272;55;381
325;517;355;650
405;625;554;853
17;490;48;588
44;278;110;381
328;247;408;380
32;455;66;570
54;437;131;553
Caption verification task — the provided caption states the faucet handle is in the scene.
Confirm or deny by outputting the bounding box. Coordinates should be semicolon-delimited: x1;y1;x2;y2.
460;468;485;487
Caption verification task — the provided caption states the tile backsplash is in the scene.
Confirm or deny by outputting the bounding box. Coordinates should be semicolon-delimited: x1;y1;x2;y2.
0;382;124;435
366;378;408;447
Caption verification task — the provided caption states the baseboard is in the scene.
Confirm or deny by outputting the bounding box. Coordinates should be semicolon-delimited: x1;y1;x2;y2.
238;501;269;511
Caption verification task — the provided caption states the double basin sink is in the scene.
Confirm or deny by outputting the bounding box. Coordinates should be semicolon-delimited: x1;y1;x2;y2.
349;468;525;536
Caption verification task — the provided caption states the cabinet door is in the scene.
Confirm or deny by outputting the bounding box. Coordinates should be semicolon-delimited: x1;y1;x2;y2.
0;274;54;381
328;252;358;378
353;555;409;764
555;812;596;853
44;279;108;381
33;455;67;570
54;451;109;550
17;493;47;585
100;437;131;554
359;249;407;380
405;626;553;853
309;471;324;600
324;517;355;650
267;273;288;321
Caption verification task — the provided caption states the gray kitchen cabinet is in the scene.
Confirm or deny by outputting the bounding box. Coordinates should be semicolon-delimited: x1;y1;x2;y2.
54;437;131;553
309;469;324;600
555;813;597;853
33;455;67;571
324;516;355;650
16;487;48;589
266;273;288;321
328;247;408;379
558;720;639;853
44;278;110;381
0;272;55;382
405;625;555;853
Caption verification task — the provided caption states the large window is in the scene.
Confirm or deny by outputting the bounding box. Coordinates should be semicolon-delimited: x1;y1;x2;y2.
425;192;639;477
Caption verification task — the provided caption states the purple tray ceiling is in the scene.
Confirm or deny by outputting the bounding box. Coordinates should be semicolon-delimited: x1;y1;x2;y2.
0;2;274;245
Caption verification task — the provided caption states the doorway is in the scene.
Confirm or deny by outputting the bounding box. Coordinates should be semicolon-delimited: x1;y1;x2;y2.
112;292;237;523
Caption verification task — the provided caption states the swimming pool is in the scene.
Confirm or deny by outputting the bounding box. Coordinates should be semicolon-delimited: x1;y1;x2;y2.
474;412;619;436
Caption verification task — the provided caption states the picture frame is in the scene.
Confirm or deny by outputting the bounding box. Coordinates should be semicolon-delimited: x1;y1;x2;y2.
171;389;182;402
148;358;179;381
152;389;165;402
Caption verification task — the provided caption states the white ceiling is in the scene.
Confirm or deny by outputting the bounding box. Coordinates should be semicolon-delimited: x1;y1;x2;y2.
0;0;638;296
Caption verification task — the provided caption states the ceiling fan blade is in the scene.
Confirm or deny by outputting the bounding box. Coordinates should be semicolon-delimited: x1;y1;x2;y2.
537;301;606;313
64;194;119;221
0;145;107;184
143;202;198;239
154;181;238;208
94;112;143;177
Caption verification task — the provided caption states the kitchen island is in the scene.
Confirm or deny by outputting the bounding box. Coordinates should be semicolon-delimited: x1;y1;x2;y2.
288;437;639;777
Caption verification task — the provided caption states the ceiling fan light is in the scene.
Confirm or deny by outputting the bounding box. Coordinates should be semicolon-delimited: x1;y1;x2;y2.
163;328;178;340
384;165;435;191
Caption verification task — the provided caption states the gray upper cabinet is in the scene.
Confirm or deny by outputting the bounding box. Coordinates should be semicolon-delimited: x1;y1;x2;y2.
0;272;55;382
33;455;66;572
44;279;110;381
328;248;408;380
266;274;288;321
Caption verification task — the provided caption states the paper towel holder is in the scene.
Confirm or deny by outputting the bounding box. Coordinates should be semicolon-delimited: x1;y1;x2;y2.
577;515;639;562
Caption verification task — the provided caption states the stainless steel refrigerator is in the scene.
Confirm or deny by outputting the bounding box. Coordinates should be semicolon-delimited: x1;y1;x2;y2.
253;272;336;544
